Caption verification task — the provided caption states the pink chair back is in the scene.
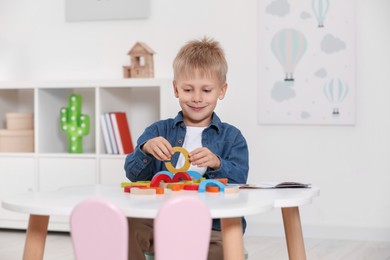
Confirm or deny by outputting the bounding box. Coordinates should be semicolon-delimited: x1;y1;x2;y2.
154;196;212;260
70;198;128;260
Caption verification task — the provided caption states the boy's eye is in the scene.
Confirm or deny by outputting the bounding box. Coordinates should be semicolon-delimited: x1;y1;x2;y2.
183;88;191;92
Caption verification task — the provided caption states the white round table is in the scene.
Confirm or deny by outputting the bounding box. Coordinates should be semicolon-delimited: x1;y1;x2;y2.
2;185;319;260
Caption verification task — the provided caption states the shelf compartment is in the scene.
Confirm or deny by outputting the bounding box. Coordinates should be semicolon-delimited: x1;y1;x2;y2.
99;86;160;154
0;89;34;130
37;88;95;154
0;157;35;224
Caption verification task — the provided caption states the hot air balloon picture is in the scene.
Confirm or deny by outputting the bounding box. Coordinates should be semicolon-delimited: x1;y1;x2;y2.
271;28;307;82
312;0;330;28
323;78;349;117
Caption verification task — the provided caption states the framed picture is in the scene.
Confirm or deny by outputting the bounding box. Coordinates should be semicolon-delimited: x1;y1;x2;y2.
258;0;356;125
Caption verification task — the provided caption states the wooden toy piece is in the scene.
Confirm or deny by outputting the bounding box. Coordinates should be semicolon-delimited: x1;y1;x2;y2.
183;184;199;191
215;178;228;184
130;188;157;195
170;184;185;191
123;42;155;78
150;173;173;187
224;185;239;193
121;181;150;188
206;186;220;193
121;182;132;188
165;147;191;174
159;182;169;189
154;171;175;179
124;185;150;193
60;94;90;153
150;187;165;195
198;179;225;193
172;172;192;182
187;170;203;180
193;177;206;184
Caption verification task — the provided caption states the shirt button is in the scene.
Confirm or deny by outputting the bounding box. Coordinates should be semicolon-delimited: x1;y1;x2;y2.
178;139;183;144
143;159;148;163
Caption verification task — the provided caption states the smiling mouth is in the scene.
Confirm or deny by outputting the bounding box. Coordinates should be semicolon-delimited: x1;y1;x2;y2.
189;105;205;111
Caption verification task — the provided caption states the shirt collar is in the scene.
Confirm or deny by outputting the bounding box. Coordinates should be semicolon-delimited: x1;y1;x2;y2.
173;111;221;133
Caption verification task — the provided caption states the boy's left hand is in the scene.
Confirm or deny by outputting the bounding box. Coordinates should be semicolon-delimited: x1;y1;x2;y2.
189;147;221;170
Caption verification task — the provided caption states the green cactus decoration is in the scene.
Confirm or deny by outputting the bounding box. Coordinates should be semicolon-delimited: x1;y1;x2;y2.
60;94;90;153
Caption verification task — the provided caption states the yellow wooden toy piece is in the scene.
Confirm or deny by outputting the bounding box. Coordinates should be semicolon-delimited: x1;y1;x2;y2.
165;147;191;174
121;181;150;188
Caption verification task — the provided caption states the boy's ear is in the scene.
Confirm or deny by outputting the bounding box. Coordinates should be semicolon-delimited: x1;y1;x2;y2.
173;81;179;98
219;83;228;100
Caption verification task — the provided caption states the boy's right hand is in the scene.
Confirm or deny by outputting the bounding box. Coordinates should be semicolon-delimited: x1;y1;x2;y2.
142;137;174;161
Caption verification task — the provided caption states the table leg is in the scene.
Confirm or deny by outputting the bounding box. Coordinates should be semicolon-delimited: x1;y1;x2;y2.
220;217;244;260
23;214;50;260
281;207;306;260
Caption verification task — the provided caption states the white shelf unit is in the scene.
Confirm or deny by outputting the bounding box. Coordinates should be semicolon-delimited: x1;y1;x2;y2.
0;79;172;230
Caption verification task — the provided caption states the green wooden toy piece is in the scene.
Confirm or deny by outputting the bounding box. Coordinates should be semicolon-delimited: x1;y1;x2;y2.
60;94;90;153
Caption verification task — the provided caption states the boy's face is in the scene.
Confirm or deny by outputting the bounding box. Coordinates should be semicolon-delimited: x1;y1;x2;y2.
173;70;227;127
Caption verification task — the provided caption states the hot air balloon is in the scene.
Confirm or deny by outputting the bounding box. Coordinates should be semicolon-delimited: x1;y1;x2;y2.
271;28;307;82
312;0;330;28
323;78;349;117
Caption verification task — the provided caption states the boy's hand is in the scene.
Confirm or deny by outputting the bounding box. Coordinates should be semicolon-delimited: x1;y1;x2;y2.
189;147;221;170
142;137;174;161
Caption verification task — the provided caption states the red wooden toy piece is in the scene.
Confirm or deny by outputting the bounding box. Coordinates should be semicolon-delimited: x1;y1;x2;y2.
150;173;173;187
172;172;192;182
183;184;199;191
124;185;149;193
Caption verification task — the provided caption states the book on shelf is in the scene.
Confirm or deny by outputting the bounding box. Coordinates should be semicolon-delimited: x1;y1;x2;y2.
103;112;119;154
109;112;134;155
100;114;113;154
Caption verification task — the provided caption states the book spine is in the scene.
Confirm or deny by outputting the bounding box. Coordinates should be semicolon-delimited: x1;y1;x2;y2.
100;114;113;154
105;112;118;154
110;112;124;154
115;112;134;154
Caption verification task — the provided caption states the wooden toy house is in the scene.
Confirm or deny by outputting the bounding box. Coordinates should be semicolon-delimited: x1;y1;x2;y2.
123;42;155;78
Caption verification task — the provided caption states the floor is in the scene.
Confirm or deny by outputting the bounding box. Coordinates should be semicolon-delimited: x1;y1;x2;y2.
1;229;390;260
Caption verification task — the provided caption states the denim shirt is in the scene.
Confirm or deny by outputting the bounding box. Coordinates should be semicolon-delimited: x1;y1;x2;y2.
124;111;249;232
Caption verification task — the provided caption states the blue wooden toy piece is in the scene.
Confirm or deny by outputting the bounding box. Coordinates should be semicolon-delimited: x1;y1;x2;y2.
198;179;225;193
187;171;203;180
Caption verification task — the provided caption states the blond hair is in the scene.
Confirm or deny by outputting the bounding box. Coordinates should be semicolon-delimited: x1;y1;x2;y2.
173;37;227;83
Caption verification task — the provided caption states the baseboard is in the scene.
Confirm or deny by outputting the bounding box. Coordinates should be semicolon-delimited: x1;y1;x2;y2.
245;218;390;242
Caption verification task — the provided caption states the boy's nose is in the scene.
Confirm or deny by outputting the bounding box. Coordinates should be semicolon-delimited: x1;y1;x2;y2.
192;91;203;102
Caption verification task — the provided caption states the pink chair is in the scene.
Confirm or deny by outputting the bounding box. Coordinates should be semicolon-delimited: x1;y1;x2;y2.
70;198;128;260
154;196;212;260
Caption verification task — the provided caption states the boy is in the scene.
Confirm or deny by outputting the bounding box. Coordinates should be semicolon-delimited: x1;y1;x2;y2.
124;37;249;260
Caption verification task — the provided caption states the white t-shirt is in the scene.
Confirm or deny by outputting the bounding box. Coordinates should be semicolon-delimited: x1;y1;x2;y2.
176;126;207;175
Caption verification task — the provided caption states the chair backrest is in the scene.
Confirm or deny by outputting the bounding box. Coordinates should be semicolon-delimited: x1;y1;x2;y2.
154;196;212;260
70;198;128;260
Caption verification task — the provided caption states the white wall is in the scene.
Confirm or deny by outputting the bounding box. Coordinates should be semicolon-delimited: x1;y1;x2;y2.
1;0;390;241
